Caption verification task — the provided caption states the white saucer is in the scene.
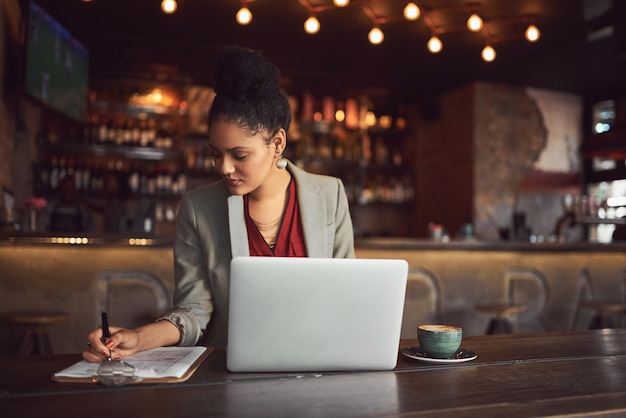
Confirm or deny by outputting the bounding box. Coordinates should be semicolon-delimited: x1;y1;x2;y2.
402;347;477;364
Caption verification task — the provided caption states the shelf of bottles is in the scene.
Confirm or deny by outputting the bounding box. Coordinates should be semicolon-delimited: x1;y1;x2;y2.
287;93;415;208
31;78;197;235
34;153;187;198
35;110;188;199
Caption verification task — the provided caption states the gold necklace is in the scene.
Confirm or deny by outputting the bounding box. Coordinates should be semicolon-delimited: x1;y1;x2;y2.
251;214;282;231
251;214;282;248
248;182;290;249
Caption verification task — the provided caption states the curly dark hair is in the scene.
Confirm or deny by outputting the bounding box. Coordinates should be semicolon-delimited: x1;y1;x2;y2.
208;46;291;141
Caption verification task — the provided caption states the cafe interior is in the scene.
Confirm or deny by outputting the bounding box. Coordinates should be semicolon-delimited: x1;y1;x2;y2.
1;1;626;416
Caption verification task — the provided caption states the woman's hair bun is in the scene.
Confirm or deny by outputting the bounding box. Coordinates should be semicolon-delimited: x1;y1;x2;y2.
213;46;281;100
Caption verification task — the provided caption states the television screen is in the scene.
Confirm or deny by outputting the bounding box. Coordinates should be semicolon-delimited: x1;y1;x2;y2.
24;1;89;123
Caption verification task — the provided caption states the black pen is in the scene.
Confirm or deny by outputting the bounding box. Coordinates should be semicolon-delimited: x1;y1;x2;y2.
101;311;112;361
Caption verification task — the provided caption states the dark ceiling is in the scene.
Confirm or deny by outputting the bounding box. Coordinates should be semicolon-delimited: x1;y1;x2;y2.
28;0;626;104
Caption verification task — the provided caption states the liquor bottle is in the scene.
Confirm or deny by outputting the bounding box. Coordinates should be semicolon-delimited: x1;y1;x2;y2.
159;120;174;149
375;137;388;165
122;117;133;146
139;118;149;147
84;113;96;144
176;171;187;194
38;157;51;191
146;118;157;147
106;119;116;145
81;159;91;193
156;164;166;195
126;162;138;194
98;118;109;145
114;118;125;146
131;119;141;147
58;157;67;181
90;160;103;192
186;146;196;172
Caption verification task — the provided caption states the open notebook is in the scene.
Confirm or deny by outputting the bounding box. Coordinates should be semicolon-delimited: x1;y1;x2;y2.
227;256;408;372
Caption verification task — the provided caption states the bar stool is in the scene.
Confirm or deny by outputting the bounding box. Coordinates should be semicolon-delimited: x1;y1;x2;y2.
571;268;626;330
3;310;71;355
97;270;171;329
475;267;549;334
474;303;527;334
401;267;441;339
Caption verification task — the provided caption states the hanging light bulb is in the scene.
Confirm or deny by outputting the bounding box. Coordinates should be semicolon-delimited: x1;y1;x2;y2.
525;24;541;42
333;0;350;6
427;36;442;53
403;3;420;21
368;27;384;44
161;0;177;14
236;7;253;25
467;14;483;32
481;45;496;62
304;16;320;34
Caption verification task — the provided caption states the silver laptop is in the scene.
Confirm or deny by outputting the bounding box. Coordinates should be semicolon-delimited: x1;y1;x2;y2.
226;256;408;372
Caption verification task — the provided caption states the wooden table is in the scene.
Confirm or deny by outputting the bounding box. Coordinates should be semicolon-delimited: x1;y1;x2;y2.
2;330;626;417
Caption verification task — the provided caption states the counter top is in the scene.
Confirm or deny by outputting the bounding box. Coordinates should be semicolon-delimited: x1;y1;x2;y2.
2;233;626;252
0;233;174;247
2;330;626;417
356;237;626;252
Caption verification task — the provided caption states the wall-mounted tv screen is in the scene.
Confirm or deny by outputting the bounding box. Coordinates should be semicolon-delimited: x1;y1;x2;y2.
24;1;89;123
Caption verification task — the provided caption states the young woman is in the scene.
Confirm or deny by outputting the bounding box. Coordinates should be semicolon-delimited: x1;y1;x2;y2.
83;46;354;361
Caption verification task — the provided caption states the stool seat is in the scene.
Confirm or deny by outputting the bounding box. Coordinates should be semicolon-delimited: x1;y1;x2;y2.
3;310;71;355
579;302;626;313
578;301;626;329
474;303;527;334
475;303;527;316
5;310;72;325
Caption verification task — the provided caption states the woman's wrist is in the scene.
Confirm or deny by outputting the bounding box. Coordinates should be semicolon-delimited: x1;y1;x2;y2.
134;320;181;351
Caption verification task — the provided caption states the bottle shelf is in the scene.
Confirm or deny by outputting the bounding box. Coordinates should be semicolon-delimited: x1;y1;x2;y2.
42;143;183;161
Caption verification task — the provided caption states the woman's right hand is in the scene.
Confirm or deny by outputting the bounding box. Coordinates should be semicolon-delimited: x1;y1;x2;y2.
82;326;141;362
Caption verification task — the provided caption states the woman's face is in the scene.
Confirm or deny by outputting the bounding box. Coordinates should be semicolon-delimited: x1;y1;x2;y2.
208;119;280;196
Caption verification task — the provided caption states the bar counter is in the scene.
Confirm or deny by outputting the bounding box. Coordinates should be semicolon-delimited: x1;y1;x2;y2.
2;330;626;417
1;235;625;354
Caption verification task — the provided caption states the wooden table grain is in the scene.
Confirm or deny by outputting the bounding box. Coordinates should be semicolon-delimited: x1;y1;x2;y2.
2;330;626;417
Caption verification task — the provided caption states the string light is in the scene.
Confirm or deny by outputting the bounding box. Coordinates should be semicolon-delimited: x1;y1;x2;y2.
427;36;442;53
368;27;384;45
158;0;540;65
304;15;320;34
481;45;496;62
161;0;177;14
403;3;420;21
466;14;483;32
525;24;540;42
236;7;253;25
296;1;543;63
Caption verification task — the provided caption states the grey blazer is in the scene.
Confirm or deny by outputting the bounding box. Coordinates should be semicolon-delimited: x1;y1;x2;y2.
160;161;355;348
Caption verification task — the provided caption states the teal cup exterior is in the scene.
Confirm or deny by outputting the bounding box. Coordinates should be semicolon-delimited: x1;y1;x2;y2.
417;324;462;359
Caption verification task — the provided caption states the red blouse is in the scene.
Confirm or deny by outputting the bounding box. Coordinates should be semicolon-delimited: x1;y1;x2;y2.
244;177;307;257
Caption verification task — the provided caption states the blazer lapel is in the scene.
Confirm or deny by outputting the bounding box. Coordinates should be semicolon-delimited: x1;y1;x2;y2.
291;164;328;257
228;194;250;258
